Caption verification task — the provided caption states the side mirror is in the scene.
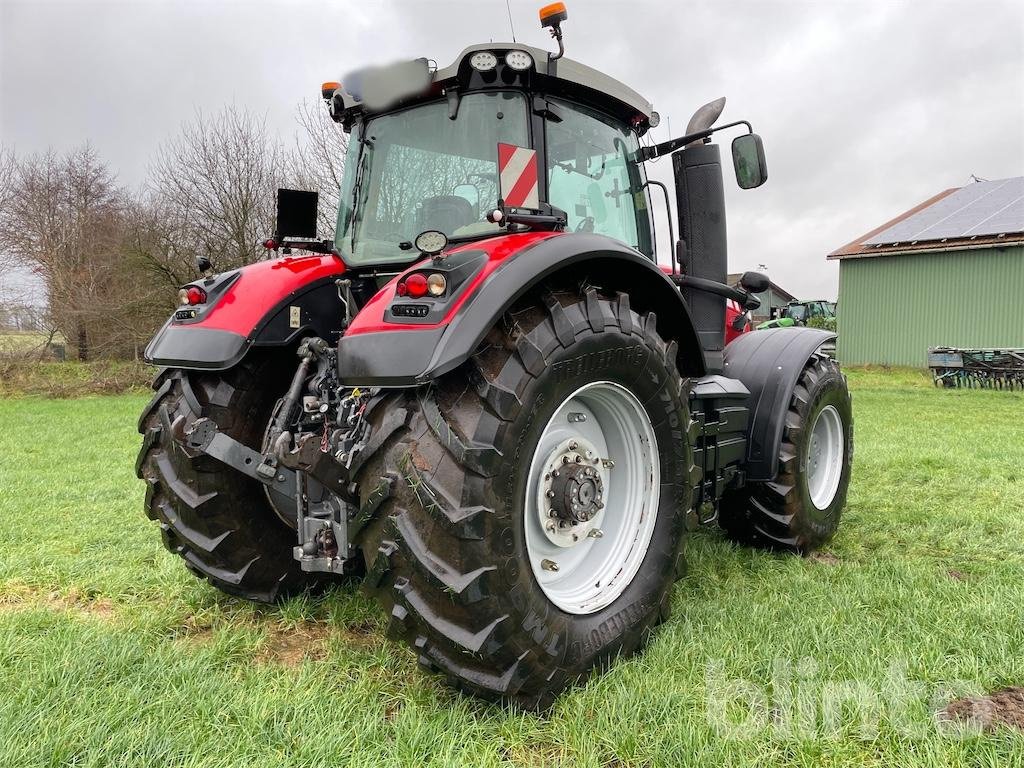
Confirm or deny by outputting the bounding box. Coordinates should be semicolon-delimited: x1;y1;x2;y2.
275;188;319;239
739;270;769;294
731;134;768;189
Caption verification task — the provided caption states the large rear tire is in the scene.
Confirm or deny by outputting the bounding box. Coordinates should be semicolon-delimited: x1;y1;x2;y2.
136;357;326;603
719;353;853;552
352;289;693;709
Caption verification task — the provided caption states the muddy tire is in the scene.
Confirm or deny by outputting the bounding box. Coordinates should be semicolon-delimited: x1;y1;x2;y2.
136;357;325;603
719;353;853;552
352;289;693;709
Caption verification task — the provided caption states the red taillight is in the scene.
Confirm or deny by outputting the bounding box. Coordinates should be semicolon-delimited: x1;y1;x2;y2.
402;273;428;298
180;286;207;305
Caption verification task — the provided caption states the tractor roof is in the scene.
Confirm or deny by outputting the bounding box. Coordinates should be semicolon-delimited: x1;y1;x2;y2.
331;43;655;133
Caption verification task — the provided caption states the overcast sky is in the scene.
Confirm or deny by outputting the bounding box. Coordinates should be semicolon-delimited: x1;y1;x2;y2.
2;0;1023;300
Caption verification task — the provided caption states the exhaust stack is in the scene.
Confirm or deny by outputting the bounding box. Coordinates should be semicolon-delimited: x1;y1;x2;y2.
672;142;728;363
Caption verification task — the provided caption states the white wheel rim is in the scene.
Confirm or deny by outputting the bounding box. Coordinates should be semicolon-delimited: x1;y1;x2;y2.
806;404;844;510
524;381;660;615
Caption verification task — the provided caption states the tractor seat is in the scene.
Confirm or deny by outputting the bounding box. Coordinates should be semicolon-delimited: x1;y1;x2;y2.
418;195;475;235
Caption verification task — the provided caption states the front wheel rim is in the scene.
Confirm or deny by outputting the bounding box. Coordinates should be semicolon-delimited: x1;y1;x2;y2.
524;381;660;615
806;404;844;510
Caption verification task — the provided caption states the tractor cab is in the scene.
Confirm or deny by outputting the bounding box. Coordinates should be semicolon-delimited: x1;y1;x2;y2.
321;38;658;267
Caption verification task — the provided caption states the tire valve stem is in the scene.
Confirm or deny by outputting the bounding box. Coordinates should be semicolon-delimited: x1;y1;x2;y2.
601;458;615;469
541;559;559;572
588;528;603;538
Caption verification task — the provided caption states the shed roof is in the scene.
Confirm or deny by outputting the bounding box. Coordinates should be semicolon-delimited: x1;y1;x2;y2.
828;176;1024;260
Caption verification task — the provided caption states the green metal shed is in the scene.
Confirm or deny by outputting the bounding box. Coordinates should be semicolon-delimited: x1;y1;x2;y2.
827;178;1024;367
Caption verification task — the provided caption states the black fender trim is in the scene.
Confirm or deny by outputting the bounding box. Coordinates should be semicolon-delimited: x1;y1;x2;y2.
144;323;249;370
337;233;706;387
722;327;837;482
145;277;347;371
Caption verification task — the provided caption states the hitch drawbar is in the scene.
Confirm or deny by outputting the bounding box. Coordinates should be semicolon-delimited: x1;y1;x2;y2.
178;417;354;575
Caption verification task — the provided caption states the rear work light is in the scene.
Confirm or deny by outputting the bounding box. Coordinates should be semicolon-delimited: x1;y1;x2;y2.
178;286;207;305
469;51;498;72
505;50;534;71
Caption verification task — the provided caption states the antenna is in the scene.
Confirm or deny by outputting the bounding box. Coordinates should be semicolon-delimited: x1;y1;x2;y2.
505;0;517;41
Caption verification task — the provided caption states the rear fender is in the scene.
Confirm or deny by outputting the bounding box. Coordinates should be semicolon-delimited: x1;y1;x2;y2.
144;254;347;370
337;232;706;386
722;327;837;481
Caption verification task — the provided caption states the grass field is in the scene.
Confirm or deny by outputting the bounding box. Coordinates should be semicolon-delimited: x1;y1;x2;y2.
1;368;1022;767
0;330;64;356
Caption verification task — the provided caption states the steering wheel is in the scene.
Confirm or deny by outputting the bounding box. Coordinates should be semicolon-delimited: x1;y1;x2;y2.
574;216;595;233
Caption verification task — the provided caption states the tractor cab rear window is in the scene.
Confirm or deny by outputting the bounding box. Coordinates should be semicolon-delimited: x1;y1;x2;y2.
335;91;529;266
546;99;650;255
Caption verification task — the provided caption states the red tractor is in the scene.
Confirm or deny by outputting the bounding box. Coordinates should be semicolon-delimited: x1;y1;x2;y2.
138;3;852;709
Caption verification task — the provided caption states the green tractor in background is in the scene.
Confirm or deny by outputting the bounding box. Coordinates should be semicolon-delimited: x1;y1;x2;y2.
758;299;837;331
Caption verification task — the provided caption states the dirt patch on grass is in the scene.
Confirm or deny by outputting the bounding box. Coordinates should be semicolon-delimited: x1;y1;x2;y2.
811;552;841;565
173;615;379;665
942;687;1024;732
501;743;567;767
947;569;968;581
0;585;115;618
260;624;333;665
259;620;378;665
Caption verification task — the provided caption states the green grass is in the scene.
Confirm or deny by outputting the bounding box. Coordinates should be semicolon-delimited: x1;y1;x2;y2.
1;369;1022;767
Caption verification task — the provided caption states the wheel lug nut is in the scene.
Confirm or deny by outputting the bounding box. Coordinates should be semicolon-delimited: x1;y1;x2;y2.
568;441;578;450
541;559;559;572
562;456;570;464
546;490;555;498
574;455;582;463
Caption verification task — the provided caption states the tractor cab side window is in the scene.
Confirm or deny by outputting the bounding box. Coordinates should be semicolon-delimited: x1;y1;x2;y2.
545;99;650;255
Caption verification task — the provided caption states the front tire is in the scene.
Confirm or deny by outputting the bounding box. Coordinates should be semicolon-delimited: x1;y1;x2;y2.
352;289;693;709
720;352;853;552
136;358;325;602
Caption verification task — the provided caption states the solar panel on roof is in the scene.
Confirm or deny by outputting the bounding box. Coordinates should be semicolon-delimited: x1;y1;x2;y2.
864;176;1024;245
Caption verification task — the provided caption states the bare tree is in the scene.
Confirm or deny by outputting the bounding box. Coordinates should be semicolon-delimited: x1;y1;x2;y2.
289;99;349;237
0;145;126;359
150;106;288;277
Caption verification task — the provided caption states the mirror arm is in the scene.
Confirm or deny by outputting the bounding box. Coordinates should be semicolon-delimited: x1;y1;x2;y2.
671;274;760;311
639;119;752;162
